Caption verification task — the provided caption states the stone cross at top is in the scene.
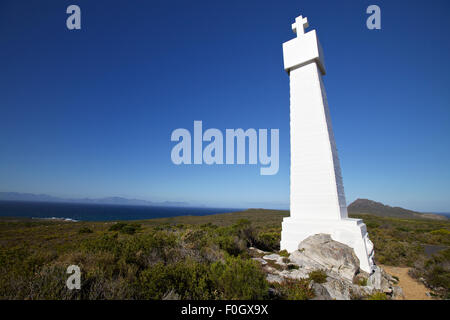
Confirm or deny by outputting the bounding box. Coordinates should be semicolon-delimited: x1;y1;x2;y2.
291;15;309;37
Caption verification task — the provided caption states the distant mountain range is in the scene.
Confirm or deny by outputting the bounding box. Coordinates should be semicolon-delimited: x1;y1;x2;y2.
0;193;447;220
348;198;447;220
0;192;189;207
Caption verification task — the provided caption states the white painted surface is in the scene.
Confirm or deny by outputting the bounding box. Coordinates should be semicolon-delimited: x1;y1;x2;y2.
282;30;326;75
280;15;375;273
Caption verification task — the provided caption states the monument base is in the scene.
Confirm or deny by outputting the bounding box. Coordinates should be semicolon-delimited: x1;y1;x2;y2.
280;217;375;273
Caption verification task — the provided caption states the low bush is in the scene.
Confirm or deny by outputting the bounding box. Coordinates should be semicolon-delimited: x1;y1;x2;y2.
367;292;388;300
271;278;314;300
138;256;268;300
430;229;450;236
78;227;93;234
278;250;289;257
412;248;450;298
254;232;280;251
108;222;141;235
308;270;327;284
108;222;127;232
357;278;368;286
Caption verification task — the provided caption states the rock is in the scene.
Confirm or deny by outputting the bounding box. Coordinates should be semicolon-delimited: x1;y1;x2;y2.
367;266;382;288
263;265;279;274
289;250;324;271
263;253;281;261
310;281;333;300
266;274;284;284
322;277;352;300
353;273;368;286
262;253;287;266
278;268;310;280
349;283;374;300
252;257;267;265
296;234;360;282
392;286;404;299
367;266;391;292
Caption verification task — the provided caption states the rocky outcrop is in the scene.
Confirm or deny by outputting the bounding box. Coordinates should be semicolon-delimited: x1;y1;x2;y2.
295;233;360;282
251;234;403;300
368;265;393;293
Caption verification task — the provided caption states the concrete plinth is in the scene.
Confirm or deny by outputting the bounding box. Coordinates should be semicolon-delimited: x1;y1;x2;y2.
281;217;374;273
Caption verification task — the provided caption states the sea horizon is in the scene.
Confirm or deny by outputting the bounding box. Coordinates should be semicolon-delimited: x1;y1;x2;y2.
0;200;243;222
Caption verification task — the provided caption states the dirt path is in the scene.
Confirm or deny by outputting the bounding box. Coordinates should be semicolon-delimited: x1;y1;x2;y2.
380;265;432;300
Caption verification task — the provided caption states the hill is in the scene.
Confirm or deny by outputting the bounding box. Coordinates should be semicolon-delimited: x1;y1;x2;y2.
348;199;447;221
0;192;188;207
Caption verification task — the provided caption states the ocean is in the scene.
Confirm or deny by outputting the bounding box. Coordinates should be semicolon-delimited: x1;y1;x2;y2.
0;201;241;222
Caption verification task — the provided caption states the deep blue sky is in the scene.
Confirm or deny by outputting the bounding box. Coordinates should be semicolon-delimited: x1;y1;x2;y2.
1;0;449;211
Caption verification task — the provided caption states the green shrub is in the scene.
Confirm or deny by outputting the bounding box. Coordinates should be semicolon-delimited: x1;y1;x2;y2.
272;278;314;300
308;270;327;284
215;235;246;256
210;256;268;299
138;256;268;300
278;250;289;257
109;222;127;232
82;233;121;256
78;227;93;234
200;222;217;229
374;240;422;266
108;222;141;235
357;278;368;286
138;261;213;299
368;292;388;300
254;232;280;251
430;229;450;236
121;225;138;235
422;249;450;294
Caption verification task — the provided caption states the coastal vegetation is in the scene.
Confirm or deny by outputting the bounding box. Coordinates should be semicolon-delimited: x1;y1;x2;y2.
0;208;448;299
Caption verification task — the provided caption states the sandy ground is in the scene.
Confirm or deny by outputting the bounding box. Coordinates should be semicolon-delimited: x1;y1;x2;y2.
380;265;433;300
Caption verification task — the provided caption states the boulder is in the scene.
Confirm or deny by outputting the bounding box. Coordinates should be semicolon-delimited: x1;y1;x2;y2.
349;283;375;300
392;286;404;300
310;281;333;300
367;266;391;292
295;234;360;282
321;277;352;300
266;274;284;284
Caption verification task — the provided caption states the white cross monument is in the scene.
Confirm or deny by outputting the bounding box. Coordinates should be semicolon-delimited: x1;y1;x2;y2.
280;14;375;273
